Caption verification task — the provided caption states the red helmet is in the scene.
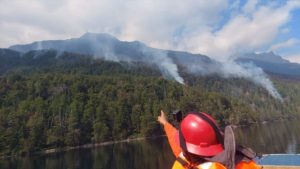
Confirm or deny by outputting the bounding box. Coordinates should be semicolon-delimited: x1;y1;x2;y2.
176;112;224;157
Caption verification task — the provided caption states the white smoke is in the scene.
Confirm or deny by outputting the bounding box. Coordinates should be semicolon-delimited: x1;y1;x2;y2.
54;50;64;58
36;41;43;50
219;61;283;101
3;0;296;101
98;42;184;84
91;38;282;101
139;47;184;84
181;57;283;101
157;58;184;84
14;33;283;100
35;36;284;100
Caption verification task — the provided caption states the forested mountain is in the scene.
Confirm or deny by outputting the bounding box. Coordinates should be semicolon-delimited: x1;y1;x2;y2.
0;49;300;157
9;33;300;77
9;33;213;69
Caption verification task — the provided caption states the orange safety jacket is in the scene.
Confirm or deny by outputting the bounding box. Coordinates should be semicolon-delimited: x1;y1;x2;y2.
172;152;227;169
163;122;261;169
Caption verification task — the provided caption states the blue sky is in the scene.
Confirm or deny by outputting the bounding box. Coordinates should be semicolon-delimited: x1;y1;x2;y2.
0;0;299;63
272;8;300;57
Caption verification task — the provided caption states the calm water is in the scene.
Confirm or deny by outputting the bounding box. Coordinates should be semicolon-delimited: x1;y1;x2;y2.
1;120;300;169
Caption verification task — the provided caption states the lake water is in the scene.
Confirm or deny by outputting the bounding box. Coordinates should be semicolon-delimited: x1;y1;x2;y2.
1;120;300;169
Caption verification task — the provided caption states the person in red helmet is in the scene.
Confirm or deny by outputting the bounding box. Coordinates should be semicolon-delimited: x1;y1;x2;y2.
157;110;261;169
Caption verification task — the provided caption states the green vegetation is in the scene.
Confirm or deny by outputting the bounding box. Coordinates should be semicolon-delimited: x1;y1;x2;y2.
0;50;299;156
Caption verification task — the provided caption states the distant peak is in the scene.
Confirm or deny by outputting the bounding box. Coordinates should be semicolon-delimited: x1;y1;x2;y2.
80;32;118;40
239;51;290;64
263;51;281;58
268;50;274;54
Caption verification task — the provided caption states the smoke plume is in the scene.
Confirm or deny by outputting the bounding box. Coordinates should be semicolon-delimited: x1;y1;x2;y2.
215;61;283;101
15;33;283;100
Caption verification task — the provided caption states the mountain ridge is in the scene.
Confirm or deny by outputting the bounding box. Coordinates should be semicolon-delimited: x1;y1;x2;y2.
9;33;212;66
236;52;300;77
1;35;300;156
7;33;300;78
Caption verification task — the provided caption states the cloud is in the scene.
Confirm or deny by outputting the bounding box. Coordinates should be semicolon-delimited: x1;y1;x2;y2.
285;54;300;64
269;38;300;51
2;0;299;100
180;1;300;60
243;0;259;14
0;0;227;48
1;0;299;61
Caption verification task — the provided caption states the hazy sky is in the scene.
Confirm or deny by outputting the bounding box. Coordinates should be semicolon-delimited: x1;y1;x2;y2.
1;0;300;63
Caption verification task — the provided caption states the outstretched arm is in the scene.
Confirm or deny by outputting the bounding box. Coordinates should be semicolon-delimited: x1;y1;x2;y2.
158;110;181;157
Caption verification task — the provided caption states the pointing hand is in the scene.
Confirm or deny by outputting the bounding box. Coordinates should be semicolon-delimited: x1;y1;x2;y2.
157;110;168;125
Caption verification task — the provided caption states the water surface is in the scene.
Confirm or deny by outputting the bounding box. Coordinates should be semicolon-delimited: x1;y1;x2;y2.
1;120;300;169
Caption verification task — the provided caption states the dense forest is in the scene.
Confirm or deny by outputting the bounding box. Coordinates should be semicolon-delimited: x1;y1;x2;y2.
0;49;299;157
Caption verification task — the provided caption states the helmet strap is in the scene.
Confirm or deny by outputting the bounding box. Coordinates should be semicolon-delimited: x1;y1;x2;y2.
179;127;192;161
179;127;187;151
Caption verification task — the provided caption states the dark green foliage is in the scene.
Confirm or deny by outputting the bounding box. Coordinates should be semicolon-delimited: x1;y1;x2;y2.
0;50;299;156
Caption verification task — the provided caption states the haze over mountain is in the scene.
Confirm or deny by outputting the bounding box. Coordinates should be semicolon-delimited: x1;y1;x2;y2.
9;32;213;65
10;32;212;63
4;33;300;99
9;32;300;78
2;46;300;157
236;52;300;77
9;33;217;84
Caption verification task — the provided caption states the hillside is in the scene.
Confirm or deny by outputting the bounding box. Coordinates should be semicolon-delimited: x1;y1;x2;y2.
9;32;213;70
9;33;300;78
0;49;300;157
236;52;300;77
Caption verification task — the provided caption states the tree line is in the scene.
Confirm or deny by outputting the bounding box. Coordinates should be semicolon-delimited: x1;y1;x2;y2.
0;50;299;156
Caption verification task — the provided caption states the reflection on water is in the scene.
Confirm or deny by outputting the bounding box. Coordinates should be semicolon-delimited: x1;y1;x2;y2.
0;138;174;169
234;120;300;154
1;120;300;169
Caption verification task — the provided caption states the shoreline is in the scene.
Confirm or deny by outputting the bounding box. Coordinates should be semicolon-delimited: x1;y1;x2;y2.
1;118;299;160
0;135;166;160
